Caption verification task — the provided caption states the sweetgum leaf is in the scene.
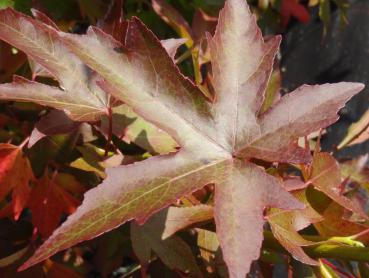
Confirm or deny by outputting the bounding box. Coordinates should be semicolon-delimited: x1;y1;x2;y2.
313;200;369;243
0;8;108;121
0;0;363;276
214;161;303;277
152;0;194;48
28;110;80;148
96;0;125;43
58;18;217;148
309;152;368;219
150;205;214;239
161;38;187;61
21;152;229;271
0;41;26;82
100;104;178;154
0;144;33;220
28;174;80;238
338;108;369;149
208;0;281;152
268;189;323;265
131;219;201;276
236;83;365;162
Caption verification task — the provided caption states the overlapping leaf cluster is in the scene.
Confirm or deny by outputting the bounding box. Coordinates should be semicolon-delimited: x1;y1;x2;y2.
0;0;367;277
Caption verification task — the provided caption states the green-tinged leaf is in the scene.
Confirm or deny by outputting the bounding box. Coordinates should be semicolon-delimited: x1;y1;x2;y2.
340;156;369;192
319;0;331;35
0;245;28;267
0;8;108;121
333;0;349;25
358;263;369;278
258;0;269;10
318;260;340;278
338;108;369;149
152;0;194;48
0;0;13;9
309;152;368;219
28;110;81;148
131;220;201;276
93;227;131;277
101;104;178;155
149;205;214;239
197;228;227;276
314;201;369;244
268;189;323;265
70;144;123;178
260;66;281;113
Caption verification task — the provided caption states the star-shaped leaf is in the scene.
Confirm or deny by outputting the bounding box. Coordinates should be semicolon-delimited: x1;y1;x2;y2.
0;1;364;277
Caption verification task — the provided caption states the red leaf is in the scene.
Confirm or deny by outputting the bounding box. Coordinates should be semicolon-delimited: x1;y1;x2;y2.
96;0;126;43
281;0;311;27
0;41;26;82
0;144;33;220
28;174;80;238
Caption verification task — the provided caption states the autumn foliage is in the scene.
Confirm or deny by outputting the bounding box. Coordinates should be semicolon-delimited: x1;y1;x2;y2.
0;0;368;277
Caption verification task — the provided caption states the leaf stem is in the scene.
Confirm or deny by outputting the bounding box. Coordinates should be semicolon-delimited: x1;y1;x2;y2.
104;106;113;157
263;231;369;262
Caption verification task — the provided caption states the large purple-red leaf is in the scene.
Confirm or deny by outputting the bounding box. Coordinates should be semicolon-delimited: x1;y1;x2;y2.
0;8;108;121
0;0;361;276
214;161;303;277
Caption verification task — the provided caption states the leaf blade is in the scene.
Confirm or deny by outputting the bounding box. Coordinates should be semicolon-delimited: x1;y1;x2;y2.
214;161;303;277
20;151;229;270
237;83;365;162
